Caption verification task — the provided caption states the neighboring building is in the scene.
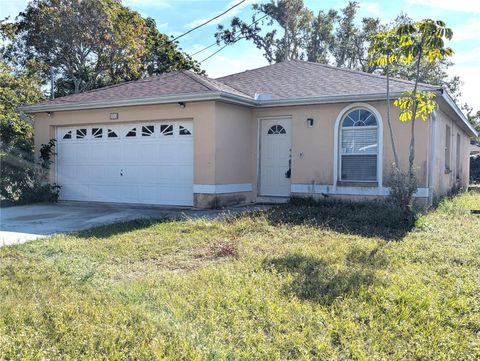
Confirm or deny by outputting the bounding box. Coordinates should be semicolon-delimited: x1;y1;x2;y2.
20;61;478;208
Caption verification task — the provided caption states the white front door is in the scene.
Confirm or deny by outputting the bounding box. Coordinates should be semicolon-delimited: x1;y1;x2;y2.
56;121;194;206
260;118;292;196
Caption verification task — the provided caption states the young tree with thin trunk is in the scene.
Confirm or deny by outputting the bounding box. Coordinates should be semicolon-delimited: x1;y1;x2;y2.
369;29;401;168
370;20;453;215
395;20;453;176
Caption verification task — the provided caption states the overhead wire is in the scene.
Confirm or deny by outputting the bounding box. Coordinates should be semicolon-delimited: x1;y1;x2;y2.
198;14;268;63
170;0;247;42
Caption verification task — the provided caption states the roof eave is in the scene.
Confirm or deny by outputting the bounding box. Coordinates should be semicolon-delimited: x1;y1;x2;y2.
439;91;478;138
256;92;407;107
19;89;478;138
18;91;257;113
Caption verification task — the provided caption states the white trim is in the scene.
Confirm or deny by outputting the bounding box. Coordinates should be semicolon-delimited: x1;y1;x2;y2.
333;103;384;189
291;184;429;198
19;92;257;113
20;92;406;114
255;92;407;108
428;111;438;203
257;116;292;197
255;118;261;196
193;183;253;194
441;92;478;137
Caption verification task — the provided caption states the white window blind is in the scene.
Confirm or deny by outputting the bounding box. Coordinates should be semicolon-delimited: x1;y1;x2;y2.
341;155;377;181
340;109;378;182
341;128;377;154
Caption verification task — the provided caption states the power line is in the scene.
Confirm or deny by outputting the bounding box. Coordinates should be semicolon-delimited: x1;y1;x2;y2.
171;0;247;43
191;42;217;57
198;14;268;63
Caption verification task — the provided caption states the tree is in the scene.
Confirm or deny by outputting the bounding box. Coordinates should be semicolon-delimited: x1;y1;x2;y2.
143;18;203;76
216;0;313;63
0;61;44;200
369;28;401;168
395;20;454;175
2;0;202;96
306;9;337;63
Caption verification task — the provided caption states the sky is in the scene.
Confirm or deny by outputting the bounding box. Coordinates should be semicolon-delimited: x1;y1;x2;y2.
2;0;479;110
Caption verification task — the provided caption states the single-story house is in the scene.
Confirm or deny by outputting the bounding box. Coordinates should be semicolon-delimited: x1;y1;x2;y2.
20;60;478;208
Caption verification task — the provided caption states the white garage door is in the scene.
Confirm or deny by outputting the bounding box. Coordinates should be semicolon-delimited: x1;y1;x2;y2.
56;121;193;206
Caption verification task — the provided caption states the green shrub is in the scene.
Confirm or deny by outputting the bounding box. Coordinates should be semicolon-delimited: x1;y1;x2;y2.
0;139;60;204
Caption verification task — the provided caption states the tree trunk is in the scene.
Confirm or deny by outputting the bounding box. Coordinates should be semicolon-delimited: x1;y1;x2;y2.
409;50;423;176
74;78;80;94
386;61;399;168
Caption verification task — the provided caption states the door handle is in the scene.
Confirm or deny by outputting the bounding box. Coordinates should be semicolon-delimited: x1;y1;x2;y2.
120;169;124;177
285;159;291;179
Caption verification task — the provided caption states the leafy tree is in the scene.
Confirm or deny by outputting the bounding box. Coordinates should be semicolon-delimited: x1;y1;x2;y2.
2;0;202;96
306;9;337;63
216;2;462;99
395;20;454;175
372;19;453;214
0;61;45;201
143;18;203;76
216;0;313;63
369;28;401;167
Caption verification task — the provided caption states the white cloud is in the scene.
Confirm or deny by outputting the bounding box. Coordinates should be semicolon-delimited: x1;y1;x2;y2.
406;0;480;13
448;65;480;110
451;46;480;66
185;0;256;28
361;2;382;16
450;18;480;42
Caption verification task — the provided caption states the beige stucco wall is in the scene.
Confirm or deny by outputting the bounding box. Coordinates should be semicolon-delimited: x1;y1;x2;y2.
251;101;430;188
33;101;217;186
214;102;254;185
432;109;471;197
33;98;471;207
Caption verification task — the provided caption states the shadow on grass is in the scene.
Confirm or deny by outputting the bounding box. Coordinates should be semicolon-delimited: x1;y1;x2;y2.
264;197;414;241
76;218;174;239
263;245;387;305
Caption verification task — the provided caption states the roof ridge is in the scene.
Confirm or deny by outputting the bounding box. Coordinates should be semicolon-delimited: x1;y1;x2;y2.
180;70;217;92
291;60;439;90
215;61;286;80
183;70;253;98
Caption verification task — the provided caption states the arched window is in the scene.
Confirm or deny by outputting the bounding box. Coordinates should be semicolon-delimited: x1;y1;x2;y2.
340;108;378;181
267;125;286;135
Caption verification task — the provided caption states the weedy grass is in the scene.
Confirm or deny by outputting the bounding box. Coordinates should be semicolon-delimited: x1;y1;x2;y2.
1;193;479;360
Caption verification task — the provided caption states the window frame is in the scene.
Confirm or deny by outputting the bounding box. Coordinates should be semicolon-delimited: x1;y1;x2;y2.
456;132;461;179
445;125;451;172
334;104;383;186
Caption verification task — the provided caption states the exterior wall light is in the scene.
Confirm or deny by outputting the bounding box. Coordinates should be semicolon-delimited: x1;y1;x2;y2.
307;118;314;127
178;102;186;108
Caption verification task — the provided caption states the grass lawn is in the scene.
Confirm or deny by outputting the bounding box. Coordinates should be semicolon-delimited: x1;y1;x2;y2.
1;193;480;360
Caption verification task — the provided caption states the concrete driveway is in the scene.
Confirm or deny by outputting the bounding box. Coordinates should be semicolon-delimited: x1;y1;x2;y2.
0;202;258;247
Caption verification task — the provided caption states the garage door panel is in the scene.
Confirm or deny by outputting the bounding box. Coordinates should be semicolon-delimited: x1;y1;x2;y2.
91;185;124;202
58;164;77;184
57;121;193;206
61;184;90;201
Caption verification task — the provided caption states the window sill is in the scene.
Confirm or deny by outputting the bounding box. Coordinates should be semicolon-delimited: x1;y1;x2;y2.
337;181;378;187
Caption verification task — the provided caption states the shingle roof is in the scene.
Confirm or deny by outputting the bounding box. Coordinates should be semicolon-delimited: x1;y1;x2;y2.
216;60;439;99
35;70;251;106
29;60;441;108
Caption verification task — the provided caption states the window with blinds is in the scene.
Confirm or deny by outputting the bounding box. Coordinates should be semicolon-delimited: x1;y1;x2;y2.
340;109;378;181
